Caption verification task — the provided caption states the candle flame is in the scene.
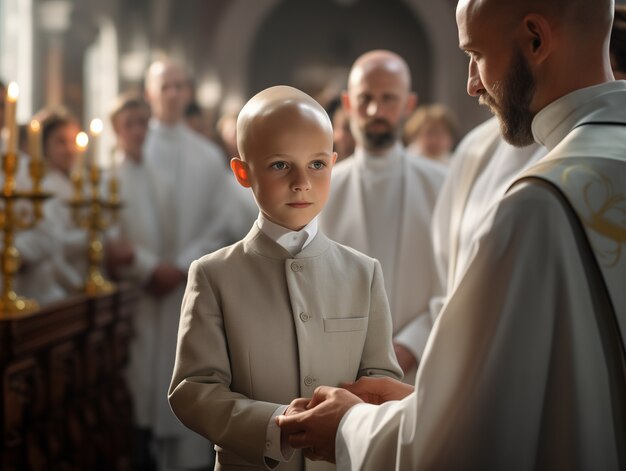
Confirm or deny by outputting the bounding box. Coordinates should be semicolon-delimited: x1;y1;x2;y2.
76;131;89;150
30;120;41;133
89;118;103;135
7;82;19;102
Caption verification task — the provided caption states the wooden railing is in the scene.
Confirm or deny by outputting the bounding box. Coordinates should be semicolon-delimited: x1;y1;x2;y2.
0;284;139;471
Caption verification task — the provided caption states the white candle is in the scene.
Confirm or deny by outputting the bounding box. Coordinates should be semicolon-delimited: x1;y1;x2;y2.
28;120;42;162
89;118;103;168
4;82;19;154
75;131;89;172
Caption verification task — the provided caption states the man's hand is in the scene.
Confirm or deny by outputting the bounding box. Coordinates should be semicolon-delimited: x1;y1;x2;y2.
394;342;418;374
341;376;414;405
105;238;135;278
276;386;363;463
148;263;185;296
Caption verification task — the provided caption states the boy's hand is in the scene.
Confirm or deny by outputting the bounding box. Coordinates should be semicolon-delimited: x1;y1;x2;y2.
280;398;309;452
277;386;363;463
341;376;414;405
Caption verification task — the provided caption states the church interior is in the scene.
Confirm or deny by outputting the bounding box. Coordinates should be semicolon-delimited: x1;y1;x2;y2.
1;0;626;470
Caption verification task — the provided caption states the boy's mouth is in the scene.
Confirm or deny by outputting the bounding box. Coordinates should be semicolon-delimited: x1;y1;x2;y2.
287;202;313;208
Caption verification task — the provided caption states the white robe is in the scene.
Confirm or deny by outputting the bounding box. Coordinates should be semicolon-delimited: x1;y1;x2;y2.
137;121;254;447
336;82;626;470
43;168;89;293
320;144;445;369
430;117;546;315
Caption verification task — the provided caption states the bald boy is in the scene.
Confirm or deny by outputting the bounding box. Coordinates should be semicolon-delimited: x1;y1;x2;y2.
169;86;401;471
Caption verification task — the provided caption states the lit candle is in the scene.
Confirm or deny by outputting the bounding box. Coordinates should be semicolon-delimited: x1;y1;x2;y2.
4;82;19;154
28;120;42;162
89;118;103;169
75;131;89;171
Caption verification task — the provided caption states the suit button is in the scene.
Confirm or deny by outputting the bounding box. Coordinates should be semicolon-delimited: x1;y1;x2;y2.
290;262;303;272
304;376;316;387
299;312;310;322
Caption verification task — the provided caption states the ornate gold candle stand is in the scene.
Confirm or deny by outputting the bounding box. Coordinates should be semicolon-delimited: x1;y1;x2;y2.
0;151;51;317
68;162;123;296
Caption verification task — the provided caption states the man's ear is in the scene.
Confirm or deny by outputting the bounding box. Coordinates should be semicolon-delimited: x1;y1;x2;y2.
230;157;251;188
341;91;351;113
522;14;552;64
405;92;418;117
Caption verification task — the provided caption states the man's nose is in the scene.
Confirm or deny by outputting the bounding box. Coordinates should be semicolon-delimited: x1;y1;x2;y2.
467;59;486;97
366;100;380;117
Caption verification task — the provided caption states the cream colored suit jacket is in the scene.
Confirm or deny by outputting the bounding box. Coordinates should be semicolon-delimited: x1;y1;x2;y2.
320;150;444;367
169;225;402;471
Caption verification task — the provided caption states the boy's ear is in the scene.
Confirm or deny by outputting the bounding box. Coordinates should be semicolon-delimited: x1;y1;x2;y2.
230;157;251;188
331;151;338;166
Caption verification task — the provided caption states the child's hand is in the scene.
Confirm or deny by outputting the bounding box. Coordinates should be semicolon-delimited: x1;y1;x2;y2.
280;398;310;452
341;376;414;405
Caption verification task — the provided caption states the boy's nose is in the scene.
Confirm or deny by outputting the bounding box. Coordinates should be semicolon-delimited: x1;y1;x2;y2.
291;170;311;192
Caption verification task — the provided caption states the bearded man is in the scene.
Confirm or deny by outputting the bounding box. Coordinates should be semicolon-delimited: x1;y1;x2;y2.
277;1;626;469
320;50;445;381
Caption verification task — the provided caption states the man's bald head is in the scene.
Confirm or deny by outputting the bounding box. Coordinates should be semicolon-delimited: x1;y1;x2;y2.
343;50;417;152
236;85;332;161
458;0;614;43
144;59;189;124
348;50;411;94
457;0;615;146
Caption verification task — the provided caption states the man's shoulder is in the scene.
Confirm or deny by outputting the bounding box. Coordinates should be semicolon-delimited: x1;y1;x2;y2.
181;126;228;167
405;152;446;178
331;156;357;178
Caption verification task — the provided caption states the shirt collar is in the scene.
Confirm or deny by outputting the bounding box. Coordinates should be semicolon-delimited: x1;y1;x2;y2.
532;81;626;151
256;213;318;256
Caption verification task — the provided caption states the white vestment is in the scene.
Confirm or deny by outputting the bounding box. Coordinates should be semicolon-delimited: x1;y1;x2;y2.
430;117;546;315
43;168;89;293
127;121;253;468
320;144;445;370
336;82;626;470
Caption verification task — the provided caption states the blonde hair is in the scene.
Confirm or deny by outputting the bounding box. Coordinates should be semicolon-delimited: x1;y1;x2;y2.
404;104;458;145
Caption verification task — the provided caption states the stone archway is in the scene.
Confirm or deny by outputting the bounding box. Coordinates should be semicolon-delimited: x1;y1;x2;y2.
211;0;485;130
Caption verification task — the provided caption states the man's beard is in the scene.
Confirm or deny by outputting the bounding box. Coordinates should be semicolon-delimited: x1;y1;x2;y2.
360;118;398;150
480;49;536;147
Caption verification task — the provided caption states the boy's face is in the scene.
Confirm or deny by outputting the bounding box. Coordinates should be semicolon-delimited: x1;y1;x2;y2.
241;117;336;231
114;106;149;160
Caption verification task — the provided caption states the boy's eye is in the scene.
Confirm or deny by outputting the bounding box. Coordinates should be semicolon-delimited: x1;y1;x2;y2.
270;161;288;170
310;161;326;170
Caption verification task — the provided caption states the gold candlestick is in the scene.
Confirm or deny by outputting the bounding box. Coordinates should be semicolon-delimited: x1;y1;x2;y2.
68;125;123;296
0;93;52;316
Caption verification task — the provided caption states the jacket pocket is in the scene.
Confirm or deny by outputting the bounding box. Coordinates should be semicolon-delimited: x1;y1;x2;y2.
323;316;368;333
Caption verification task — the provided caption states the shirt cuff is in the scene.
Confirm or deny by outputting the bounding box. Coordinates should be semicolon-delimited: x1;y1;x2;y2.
265;405;295;463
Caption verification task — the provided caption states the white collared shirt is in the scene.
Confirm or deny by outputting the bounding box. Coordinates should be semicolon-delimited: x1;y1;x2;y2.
256;212;318;256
